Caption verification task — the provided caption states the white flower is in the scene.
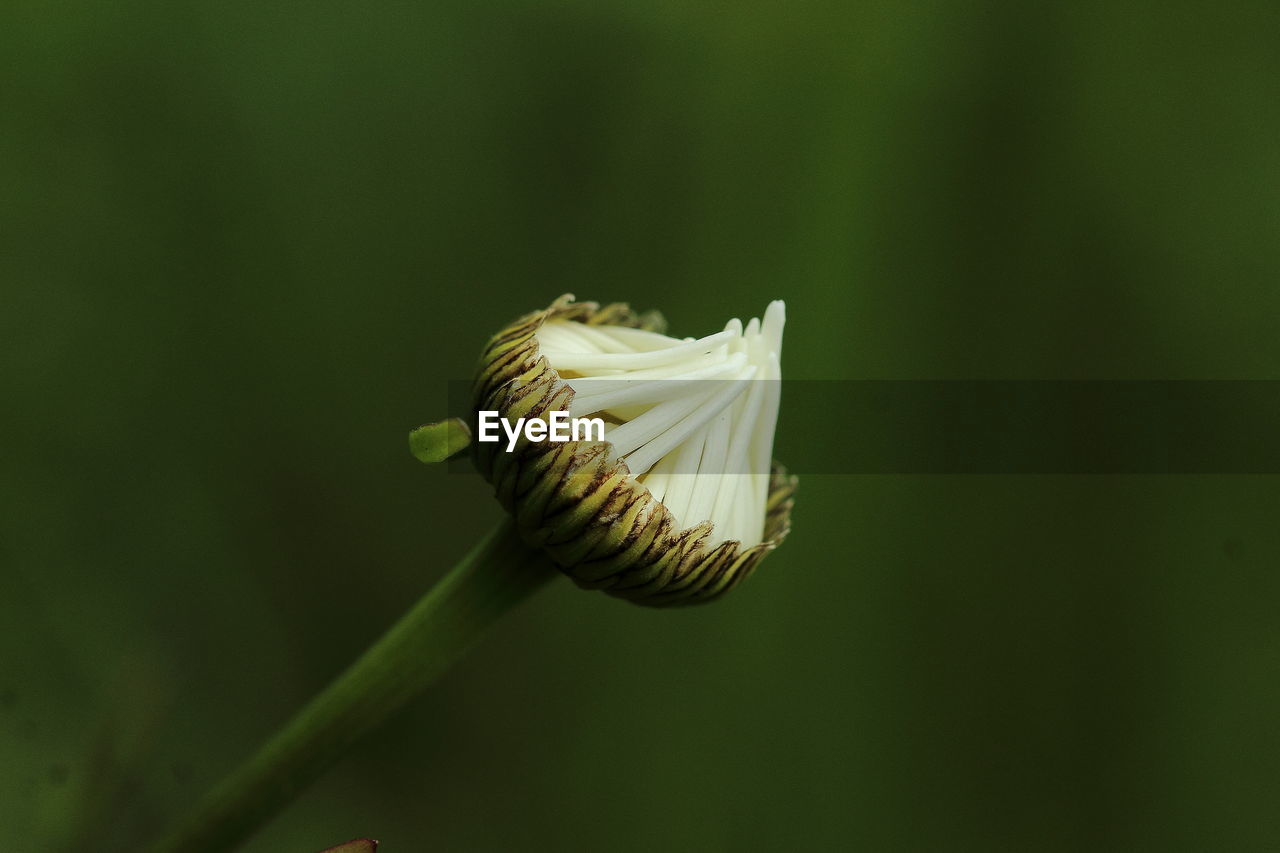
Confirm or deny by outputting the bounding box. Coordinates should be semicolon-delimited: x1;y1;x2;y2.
471;295;795;607
535;303;785;549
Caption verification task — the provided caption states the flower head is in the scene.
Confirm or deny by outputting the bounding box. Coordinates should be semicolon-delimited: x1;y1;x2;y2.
473;295;795;607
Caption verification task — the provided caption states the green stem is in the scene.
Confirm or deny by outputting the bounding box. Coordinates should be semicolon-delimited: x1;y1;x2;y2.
149;519;557;853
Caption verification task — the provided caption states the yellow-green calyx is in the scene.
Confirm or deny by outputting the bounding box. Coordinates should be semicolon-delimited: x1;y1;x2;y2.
472;295;796;607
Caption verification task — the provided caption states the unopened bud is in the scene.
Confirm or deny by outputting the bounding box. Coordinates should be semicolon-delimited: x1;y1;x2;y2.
472;295;796;607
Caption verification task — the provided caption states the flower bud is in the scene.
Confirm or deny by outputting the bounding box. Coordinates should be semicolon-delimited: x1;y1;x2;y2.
472;294;796;607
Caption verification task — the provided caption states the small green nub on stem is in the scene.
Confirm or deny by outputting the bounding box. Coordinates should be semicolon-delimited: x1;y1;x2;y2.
409;418;472;464
148;519;556;853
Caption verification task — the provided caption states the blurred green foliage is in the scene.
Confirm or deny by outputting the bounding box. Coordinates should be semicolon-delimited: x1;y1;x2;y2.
2;0;1279;850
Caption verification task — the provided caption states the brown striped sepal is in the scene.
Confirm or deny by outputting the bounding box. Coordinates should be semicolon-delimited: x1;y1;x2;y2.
471;294;797;607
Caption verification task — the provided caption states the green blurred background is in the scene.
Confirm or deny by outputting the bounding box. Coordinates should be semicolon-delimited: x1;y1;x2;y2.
3;1;1280;850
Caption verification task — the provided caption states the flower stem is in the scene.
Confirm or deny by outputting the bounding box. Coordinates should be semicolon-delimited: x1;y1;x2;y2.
148;519;557;853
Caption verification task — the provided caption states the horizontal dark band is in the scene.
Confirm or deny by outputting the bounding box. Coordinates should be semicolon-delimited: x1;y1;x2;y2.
446;380;1280;474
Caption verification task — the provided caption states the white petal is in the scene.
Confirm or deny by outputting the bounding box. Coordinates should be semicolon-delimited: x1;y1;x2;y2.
536;302;785;548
